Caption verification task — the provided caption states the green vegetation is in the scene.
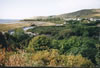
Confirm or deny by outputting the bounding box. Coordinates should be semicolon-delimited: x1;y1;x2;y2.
0;20;100;67
12;28;29;42
28;35;51;51
23;17;64;24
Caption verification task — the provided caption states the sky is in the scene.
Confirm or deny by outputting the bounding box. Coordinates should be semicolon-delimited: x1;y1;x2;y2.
0;0;100;19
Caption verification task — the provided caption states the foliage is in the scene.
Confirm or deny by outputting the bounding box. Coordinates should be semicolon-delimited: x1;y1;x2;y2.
95;44;100;65
58;36;97;63
28;35;51;51
4;28;30;50
60;55;94;67
31;49;94;67
51;39;60;49
56;29;73;39
0;20;99;67
0;32;7;49
70;23;100;40
23;17;64;24
2;49;93;67
12;28;29;42
28;26;67;37
0;48;6;66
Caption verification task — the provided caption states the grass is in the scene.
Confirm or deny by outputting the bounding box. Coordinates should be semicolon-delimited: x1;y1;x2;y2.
0;21;56;32
0;23;31;32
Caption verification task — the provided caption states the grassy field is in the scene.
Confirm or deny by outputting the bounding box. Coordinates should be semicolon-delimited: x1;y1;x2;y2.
0;23;31;32
0;21;56;32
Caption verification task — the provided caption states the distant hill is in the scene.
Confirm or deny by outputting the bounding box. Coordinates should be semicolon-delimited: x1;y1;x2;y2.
25;9;100;20
27;16;49;20
56;9;100;19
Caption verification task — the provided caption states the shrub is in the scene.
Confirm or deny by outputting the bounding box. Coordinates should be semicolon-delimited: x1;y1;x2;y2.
95;44;100;65
58;36;97;64
5;51;43;67
59;36;80;54
0;48;6;66
28;35;51;51
56;29;73;39
12;28;29;42
51;39;60;49
4;49;94;67
31;49;94;67
0;32;7;49
65;55;94;67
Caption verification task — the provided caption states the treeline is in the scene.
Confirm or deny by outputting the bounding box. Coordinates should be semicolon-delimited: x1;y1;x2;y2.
22;17;64;24
0;20;100;67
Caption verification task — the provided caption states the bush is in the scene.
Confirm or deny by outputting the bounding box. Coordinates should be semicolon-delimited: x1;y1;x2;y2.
56;29;73;39
60;55;94;67
0;32;7;49
51;39;60;49
59;36;80;54
28;35;51;51
5;51;44;67
0;49;94;67
58;36;97;63
95;44;100;65
12;28;29;42
31;50;94;67
0;48;6;66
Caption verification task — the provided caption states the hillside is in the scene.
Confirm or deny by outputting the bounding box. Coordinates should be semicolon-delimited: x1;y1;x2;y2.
56;9;100;19
27;9;100;20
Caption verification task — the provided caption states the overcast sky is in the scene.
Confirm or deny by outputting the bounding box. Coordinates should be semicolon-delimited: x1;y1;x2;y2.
0;0;100;19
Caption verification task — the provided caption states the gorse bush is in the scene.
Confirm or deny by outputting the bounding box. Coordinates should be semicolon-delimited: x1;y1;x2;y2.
4;49;94;67
59;55;94;67
0;48;6;66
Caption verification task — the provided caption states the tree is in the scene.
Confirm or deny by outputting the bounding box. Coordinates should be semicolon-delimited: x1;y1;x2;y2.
12;28;29;42
79;37;97;63
95;44;100;65
51;39;60;49
64;55;94;67
59;36;80;54
71;24;89;36
0;32;7;49
56;29;73;39
58;36;97;64
28;35;51;51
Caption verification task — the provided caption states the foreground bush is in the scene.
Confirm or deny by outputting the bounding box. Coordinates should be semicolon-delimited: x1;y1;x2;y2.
59;36;97;63
60;55;94;67
28;35;51;51
0;48;5;66
4;49;94;67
